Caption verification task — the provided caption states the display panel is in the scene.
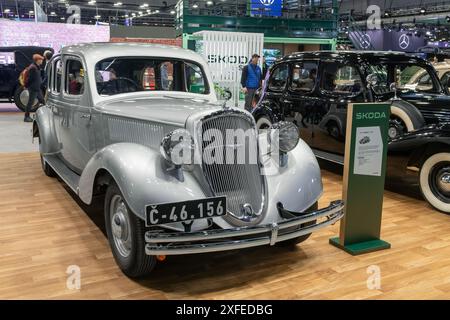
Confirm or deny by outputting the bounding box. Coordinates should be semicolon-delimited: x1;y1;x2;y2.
0;20;110;53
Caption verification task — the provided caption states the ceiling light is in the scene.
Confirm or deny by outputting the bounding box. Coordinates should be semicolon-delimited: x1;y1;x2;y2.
94;15;101;19
140;3;149;8
60;17;65;20
4;9;10;13
50;11;56;16
420;8;426;14
29;10;34;14
88;0;96;5
124;14;128;18
114;2;122;6
131;12;136;16
170;10;175;14
139;11;143;15
192;3;198;8
155;9;159;13
206;1;213;5
147;9;151;13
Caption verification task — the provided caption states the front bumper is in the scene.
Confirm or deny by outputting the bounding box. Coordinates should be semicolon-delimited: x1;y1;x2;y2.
145;200;344;255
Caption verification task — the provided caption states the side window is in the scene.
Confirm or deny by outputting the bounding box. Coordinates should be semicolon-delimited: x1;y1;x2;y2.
52;59;62;93
185;62;207;94
290;62;318;92
269;64;288;92
321;63;362;95
397;65;438;93
64;59;84;96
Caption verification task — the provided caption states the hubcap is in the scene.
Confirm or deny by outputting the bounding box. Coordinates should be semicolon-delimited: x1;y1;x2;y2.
437;169;450;193
110;195;132;257
20;89;38;106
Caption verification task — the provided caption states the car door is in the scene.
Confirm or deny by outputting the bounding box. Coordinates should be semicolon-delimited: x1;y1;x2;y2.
311;62;367;156
283;60;320;147
56;55;95;173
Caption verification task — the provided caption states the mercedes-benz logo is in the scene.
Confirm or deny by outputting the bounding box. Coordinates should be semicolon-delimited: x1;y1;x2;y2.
399;34;410;50
260;0;275;5
358;33;371;49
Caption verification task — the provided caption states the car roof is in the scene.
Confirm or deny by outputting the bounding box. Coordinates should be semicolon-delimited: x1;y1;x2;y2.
60;42;207;66
277;50;431;66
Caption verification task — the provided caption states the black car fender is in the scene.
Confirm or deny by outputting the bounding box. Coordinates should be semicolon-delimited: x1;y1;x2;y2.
252;100;281;124
388;123;450;168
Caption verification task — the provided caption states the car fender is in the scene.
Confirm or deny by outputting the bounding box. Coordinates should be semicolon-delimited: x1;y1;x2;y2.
252;100;280;123
259;138;323;225
78;143;210;231
33;105;60;154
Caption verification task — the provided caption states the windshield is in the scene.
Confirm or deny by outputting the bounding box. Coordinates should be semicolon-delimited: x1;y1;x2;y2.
95;57;209;96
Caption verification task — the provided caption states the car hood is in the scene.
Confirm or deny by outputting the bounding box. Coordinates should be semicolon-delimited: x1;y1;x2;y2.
96;95;223;126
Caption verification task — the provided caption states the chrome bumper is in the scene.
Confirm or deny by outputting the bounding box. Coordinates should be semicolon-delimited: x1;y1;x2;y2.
145;200;344;255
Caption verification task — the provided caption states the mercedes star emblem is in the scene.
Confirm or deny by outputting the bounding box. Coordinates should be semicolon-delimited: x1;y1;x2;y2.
399;34;410;50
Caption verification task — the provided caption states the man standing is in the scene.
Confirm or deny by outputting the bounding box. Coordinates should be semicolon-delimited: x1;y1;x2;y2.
24;54;45;122
241;53;262;112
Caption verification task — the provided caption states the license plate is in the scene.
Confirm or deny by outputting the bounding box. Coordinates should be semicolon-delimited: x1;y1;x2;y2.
145;196;227;226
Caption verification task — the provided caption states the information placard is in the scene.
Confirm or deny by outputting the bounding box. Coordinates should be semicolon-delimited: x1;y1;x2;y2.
330;103;391;255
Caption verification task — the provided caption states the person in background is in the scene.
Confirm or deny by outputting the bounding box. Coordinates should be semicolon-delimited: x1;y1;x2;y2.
24;54;45;123
241;53;262;112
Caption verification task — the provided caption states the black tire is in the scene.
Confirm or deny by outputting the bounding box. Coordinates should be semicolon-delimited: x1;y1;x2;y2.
38;134;56;177
276;202;318;247
389;100;425;138
105;182;156;277
13;86;39;112
419;152;450;214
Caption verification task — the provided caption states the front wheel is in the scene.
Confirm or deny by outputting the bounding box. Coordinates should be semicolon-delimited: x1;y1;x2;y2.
105;182;156;277
419;153;450;214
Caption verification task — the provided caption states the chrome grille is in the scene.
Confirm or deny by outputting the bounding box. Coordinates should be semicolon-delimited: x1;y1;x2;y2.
200;112;264;219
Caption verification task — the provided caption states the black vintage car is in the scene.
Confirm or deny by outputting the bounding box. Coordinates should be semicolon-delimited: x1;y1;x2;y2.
253;51;450;213
0;46;53;111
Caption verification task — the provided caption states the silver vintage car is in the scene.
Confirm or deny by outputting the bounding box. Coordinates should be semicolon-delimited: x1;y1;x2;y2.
34;43;344;277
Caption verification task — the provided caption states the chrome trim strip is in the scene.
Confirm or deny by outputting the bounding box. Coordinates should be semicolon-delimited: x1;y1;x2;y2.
144;200;344;255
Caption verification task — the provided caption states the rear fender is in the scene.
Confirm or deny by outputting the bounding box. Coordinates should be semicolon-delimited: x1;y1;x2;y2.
33;106;60;154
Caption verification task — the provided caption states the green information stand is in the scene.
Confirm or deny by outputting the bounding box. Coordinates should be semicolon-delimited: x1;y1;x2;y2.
330;103;391;255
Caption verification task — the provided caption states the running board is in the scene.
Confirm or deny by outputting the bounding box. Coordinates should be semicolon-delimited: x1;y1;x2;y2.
43;154;80;194
313;149;344;165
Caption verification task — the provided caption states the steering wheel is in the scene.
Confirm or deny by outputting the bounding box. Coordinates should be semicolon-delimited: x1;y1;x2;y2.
98;77;141;95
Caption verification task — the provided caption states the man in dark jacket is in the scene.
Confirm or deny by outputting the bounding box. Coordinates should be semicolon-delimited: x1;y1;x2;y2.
24;54;45;122
240;53;262;112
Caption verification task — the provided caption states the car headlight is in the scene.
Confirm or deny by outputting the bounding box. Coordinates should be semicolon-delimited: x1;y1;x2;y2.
271;121;300;153
160;129;195;166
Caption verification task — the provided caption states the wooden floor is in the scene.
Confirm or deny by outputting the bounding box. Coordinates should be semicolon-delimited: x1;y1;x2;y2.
1;152;450;299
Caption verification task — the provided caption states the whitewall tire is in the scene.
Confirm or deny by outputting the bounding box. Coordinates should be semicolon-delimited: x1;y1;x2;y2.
256;116;272;133
419;153;450;213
